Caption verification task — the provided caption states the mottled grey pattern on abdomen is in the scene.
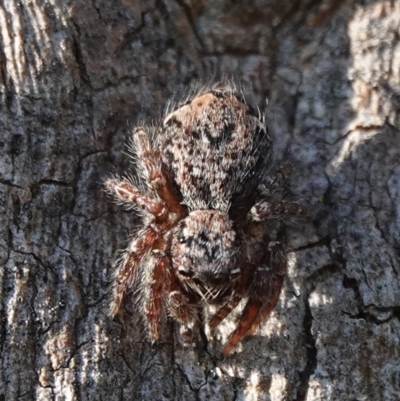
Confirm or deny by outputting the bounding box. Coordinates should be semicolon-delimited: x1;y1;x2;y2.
161;90;272;211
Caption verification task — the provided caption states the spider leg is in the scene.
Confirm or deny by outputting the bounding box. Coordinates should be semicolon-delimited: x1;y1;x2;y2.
209;292;242;328
249;200;307;222
168;290;190;323
243;243;287;336
167;271;194;323
221;299;262;356
110;226;159;316
133;128;186;215
210;262;257;328
252;162;306;221
221;242;287;356
106;179;167;219
141;252;170;341
209;277;244;329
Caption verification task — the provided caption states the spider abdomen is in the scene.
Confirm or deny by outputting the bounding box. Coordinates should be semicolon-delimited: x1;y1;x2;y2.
161;90;272;211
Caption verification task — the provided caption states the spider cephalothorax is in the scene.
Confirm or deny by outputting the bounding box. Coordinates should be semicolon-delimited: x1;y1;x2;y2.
106;85;306;355
171;210;240;299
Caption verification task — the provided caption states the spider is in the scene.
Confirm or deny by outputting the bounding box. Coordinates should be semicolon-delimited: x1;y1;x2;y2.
106;86;306;355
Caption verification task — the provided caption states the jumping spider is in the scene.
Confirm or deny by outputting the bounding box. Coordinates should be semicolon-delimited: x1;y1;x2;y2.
106;86;306;355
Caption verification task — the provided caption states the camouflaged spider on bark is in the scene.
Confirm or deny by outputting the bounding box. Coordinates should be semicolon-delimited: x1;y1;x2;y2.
106;86;306;355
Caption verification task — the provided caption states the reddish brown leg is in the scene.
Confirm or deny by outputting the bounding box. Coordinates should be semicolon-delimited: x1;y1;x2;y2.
167;271;192;323
168;290;190;323
210;264;255;329
110;227;158;316
243;272;285;338
133;128;186;216
221;299;263;356
168;270;209;325
106;179;167;218
143;253;170;341
209;293;242;328
221;242;287;356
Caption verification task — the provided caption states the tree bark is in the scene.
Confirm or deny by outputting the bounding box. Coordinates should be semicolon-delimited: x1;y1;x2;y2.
1;0;399;400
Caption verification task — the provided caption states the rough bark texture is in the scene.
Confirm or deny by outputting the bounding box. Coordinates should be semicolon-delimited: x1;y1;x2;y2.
1;0;399;400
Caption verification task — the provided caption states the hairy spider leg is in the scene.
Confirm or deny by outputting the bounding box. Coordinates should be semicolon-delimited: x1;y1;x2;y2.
249;200;307;222
167;270;197;324
244;242;287;337
141;253;171;340
209;283;244;328
106;179;168;219
110;227;159;316
221;299;262;356
133;128;186;216
168;291;190;323
221;242;287;356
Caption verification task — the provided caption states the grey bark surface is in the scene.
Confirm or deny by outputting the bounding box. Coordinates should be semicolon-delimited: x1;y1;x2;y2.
1;0;399;400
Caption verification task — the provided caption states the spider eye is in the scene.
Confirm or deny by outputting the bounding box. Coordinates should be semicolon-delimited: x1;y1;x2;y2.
178;269;193;278
177;235;193;247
